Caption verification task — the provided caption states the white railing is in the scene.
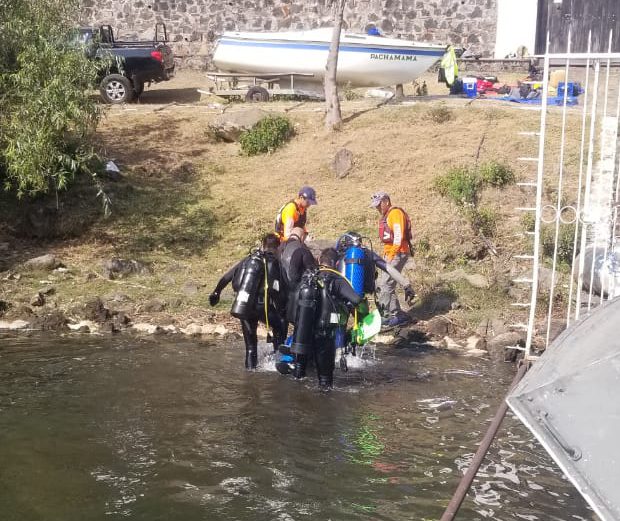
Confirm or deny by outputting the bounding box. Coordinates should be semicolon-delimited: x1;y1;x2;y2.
521;31;620;360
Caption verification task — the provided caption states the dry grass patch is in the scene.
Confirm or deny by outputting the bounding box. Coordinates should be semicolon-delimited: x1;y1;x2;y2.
0;82;590;325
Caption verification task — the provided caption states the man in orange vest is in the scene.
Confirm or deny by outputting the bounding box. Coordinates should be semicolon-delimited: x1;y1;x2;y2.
275;186;318;241
369;191;415;328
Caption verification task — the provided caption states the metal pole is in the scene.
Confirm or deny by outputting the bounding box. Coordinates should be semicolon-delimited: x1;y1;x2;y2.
567;31;593;324
544;29;572;348
439;361;530;521
576;60;601;317
586;61;602;312
525;33;550;360
600;30;616;302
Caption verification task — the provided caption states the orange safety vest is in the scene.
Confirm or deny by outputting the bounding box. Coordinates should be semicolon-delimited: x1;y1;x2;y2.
379;206;413;256
275;200;307;239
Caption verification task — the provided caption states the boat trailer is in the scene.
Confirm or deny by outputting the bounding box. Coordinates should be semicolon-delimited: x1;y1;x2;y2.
199;71;323;102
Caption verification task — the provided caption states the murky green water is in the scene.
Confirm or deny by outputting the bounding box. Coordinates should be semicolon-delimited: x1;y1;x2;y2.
0;334;592;521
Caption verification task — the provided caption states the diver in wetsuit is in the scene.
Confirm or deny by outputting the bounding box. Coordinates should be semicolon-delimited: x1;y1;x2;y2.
277;226;318;324
208;233;287;369
282;248;363;389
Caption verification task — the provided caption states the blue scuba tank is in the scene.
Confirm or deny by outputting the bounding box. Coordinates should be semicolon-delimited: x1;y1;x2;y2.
343;242;365;296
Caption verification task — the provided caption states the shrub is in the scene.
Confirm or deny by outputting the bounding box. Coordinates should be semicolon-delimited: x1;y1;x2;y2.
239;116;294;156
520;212;536;233
541;223;577;265
479;161;515;187
342;82;361;100
434;166;481;206
415;236;431;254
472;206;498;237
0;0;103;198
425;104;453;123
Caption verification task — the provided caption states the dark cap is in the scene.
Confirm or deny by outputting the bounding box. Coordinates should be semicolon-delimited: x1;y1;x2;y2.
298;186;317;205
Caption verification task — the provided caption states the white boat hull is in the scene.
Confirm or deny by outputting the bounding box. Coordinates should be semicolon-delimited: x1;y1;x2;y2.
212;29;445;88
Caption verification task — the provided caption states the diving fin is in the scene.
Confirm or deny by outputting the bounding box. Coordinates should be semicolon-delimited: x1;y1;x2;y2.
357;309;382;344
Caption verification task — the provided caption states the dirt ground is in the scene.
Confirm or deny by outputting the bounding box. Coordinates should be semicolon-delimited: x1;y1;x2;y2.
0;69;585;336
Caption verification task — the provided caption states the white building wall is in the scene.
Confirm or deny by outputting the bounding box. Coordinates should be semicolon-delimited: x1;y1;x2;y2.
494;0;538;58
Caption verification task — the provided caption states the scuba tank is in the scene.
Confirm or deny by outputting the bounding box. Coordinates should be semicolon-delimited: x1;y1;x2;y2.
230;250;264;319
316;271;346;330
337;232;366;296
291;270;319;356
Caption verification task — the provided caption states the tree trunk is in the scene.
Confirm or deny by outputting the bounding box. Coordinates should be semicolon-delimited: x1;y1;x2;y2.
324;0;346;131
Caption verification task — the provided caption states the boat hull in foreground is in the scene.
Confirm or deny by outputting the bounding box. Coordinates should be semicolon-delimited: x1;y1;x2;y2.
507;297;620;521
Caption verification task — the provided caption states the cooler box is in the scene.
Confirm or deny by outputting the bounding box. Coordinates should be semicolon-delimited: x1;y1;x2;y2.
463;77;477;97
557;81;581;97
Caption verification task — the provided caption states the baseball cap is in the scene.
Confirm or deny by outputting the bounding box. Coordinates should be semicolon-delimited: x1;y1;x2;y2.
299;186;318;205
369;191;389;208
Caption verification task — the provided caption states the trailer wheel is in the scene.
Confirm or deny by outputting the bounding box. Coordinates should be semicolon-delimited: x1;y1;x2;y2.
99;74;135;104
245;86;270;102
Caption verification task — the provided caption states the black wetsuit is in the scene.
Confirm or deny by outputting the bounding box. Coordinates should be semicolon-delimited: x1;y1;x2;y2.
278;237;318;322
293;268;362;386
212;252;287;369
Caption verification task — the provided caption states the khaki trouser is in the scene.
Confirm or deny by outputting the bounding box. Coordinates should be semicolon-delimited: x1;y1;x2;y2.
376;253;409;316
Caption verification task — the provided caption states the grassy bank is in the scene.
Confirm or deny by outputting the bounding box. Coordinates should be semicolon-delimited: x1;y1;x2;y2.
0;73;584;332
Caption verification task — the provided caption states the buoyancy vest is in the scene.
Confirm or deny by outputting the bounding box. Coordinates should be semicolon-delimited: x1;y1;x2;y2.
262;252;284;310
379;206;413;245
275;200;306;238
315;270;349;331
231;251;283;317
279;238;304;290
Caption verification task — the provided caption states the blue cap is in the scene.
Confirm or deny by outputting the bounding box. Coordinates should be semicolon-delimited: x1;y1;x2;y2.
299;186;318;205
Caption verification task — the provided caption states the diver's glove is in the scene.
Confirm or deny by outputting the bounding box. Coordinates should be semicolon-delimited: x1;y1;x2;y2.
404;285;416;305
356;298;370;317
209;292;220;306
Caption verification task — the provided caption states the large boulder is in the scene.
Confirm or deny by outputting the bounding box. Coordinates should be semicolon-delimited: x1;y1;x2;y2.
208;109;272;142
440;269;489;289
182;280;203;296
140;299;167;313
81;297;111;323
487;331;525;364
102;258;152;279
425;316;456;338
31;311;68;331
331;148;354;178
23;254;62;271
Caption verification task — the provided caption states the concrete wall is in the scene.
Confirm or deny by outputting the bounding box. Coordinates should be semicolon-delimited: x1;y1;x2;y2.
79;0;498;68
494;0;537;58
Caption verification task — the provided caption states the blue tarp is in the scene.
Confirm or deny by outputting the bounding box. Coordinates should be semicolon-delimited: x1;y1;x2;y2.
488;95;579;106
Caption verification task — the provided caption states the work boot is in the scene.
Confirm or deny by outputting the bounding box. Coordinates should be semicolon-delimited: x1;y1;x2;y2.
381;311;411;331
245;349;258;370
